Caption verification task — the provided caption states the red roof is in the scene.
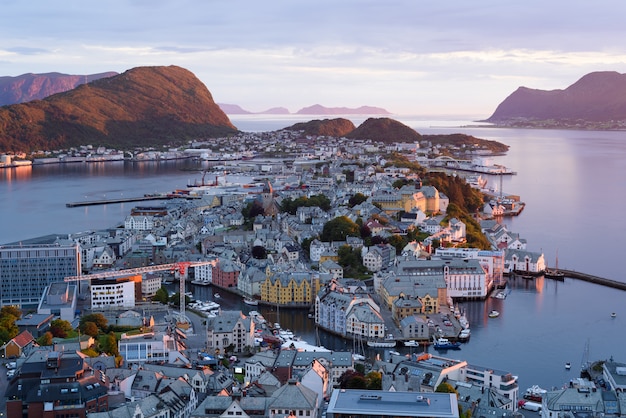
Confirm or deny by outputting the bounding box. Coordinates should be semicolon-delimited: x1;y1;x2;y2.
11;330;34;348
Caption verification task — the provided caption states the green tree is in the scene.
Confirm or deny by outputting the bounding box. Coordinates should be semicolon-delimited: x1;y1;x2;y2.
436;381;458;394
50;319;74;338
101;332;119;356
0;306;22;319
321;216;360;242
365;371;382;390
348;193;368;208
154;286;170;304
80;313;108;332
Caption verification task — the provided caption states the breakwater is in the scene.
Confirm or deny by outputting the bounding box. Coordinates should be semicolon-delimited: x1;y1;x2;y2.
559;269;626;291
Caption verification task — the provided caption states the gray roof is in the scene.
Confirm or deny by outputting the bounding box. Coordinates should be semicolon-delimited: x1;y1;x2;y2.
270;380;318;410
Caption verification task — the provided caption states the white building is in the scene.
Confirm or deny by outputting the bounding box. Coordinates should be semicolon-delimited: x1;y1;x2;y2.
90;277;137;309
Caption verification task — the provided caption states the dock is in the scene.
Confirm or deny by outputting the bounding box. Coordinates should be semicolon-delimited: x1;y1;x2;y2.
66;194;199;207
559;269;626;291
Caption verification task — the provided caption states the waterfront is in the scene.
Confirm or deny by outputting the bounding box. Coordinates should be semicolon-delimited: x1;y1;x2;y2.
2;115;626;393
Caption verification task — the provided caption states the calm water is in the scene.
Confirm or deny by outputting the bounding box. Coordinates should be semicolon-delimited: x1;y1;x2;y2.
2;115;625;392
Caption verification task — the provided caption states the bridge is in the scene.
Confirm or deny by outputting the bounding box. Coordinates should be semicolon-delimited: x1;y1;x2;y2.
557;269;626;291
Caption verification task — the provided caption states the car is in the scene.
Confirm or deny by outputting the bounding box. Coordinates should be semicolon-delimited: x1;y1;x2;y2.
6;369;15;378
6;361;16;370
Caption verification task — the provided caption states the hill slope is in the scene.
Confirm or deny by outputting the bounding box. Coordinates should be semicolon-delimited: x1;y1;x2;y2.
296;104;390;115
0;65;237;152
487;71;626;123
282;118;356;137
0;71;118;106
345;117;422;142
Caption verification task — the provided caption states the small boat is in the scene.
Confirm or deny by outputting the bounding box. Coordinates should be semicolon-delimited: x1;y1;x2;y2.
488;310;500;318
565;362;571;370
458;329;471;340
403;340;420;347
389;350;401;356
214;293;221;299
611;312;617;318
243;297;258;306
494;291;507;299
433;337;461;350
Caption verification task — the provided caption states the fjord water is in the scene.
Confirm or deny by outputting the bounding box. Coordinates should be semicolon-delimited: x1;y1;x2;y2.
1;115;625;391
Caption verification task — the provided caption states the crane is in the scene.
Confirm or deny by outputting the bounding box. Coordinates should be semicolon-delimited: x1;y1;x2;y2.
65;260;215;318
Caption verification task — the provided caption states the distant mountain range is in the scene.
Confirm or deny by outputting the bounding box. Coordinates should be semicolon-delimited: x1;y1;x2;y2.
0;71;118;106
218;103;391;115
487;71;626;124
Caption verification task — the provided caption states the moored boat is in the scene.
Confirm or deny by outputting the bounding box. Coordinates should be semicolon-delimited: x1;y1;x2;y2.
458;329;471;340
243;296;259;306
403;340;420;347
367;335;397;348
433;337;461;350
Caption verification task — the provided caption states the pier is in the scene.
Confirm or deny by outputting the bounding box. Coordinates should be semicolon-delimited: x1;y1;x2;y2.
66;194;199;207
559;269;626;291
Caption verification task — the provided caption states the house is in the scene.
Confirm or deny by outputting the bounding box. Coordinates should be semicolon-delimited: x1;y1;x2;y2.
206;310;254;355
2;330;35;358
15;313;54;338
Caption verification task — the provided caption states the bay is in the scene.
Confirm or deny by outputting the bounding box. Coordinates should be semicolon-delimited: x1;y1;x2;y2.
1;115;625;393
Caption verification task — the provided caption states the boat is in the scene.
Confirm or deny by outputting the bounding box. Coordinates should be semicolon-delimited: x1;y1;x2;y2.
488;310;500;318
367;335;397;348
494;291;507;299
243;296;258;306
611;312;617;318
403;340;420;347
458;329;471;340
214;293;221;299
565;362;571;370
433;337;461;350
544;249;565;280
524;385;547;402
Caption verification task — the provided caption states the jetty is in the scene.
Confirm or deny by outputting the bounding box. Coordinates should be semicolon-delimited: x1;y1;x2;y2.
66;194;199;207
557;269;626;291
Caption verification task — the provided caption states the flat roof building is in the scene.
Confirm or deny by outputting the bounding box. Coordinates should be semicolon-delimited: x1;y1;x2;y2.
327;389;459;418
0;243;80;307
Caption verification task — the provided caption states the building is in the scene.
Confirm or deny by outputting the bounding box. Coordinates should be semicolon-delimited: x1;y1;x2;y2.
90;275;141;309
118;331;186;364
326;389;459;418
2;330;35;358
0;243;80;307
206;310;254;355
15;313;54;338
38;282;78;322
5;350;109;417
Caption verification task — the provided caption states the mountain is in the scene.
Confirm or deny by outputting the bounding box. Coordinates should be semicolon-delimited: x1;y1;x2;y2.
0;66;238;153
296;104;390;115
217;103;388;115
282;118;356;137
0;71;118;106
345;117;421;143
487;71;626;123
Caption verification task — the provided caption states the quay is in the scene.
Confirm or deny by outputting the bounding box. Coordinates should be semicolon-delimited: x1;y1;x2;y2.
559;269;626;291
66;194;199;207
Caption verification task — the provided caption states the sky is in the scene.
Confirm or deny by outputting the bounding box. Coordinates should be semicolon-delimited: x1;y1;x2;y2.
2;0;626;117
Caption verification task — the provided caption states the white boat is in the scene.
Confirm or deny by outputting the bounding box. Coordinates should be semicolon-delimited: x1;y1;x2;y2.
367;335;396;348
565;362;571;370
611;312;617;318
243;296;258;306
494;291;507;299
352;353;366;361
458;329;471;340
403;340;420;347
488;310;500;318
214;293;221;299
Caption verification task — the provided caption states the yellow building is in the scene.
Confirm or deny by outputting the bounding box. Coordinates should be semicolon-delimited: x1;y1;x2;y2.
260;267;322;306
371;185;442;216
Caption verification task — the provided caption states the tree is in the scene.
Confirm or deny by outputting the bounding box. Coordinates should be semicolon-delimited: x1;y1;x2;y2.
80;313;108;332
50;319;74;338
436;381;458;394
37;331;53;346
320;216;360;242
82;321;99;337
348;193;368;208
365;371;382;390
154;286;170;304
101;332;119;357
0;306;22;319
251;245;267;259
